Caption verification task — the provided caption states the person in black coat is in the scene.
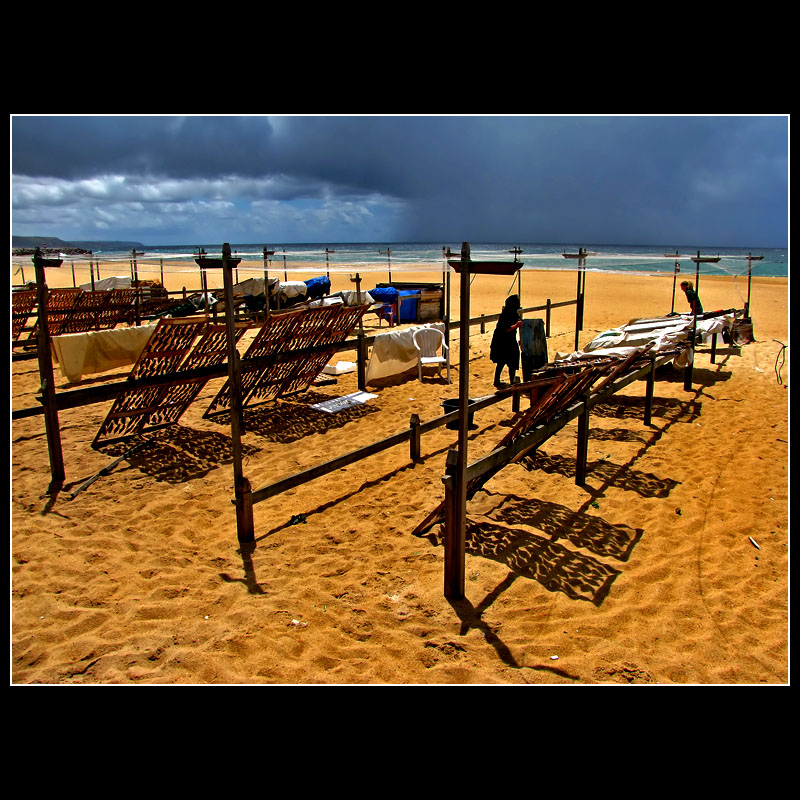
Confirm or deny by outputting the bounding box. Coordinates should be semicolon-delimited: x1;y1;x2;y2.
680;280;703;314
490;294;522;388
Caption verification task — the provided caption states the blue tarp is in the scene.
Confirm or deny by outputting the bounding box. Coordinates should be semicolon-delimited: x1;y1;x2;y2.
304;276;331;299
369;286;399;304
397;290;418;322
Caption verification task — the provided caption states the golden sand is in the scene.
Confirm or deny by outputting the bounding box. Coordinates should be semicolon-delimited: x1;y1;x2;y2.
11;263;789;684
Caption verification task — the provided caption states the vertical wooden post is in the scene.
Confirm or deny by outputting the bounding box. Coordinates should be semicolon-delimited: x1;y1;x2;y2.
512;382;520;413
684;250;700;391
71;261;76;288
160;258;164;286
546;298;551;338
445;241;471;600
263;246;273;323
353;271;367;391
357;335;368;392
443;448;463;598
32;249;65;487
445;259;452;347
90;258;96;291
221;243;254;543
442;246;448;339
574;249;585;351
670;251;680;314
575;394;590;486
644;356;656;426
746;252;753;317
580;248;587;330
325;247;334;280
410;413;422;461
710;332;717;365
131;249;143;326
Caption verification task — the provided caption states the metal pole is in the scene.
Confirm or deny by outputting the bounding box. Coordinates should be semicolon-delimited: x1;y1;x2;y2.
746;252;753;317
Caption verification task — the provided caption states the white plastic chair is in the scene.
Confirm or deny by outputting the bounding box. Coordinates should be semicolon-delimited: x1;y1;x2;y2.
412;327;450;383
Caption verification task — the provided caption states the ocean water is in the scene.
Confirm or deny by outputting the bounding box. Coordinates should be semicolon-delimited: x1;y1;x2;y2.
23;242;788;279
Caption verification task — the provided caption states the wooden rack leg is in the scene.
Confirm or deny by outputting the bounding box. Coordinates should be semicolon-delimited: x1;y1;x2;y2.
575;394;590;486
443;448;465;599
34;259;65;487
644;357;656;426
410;414;422;462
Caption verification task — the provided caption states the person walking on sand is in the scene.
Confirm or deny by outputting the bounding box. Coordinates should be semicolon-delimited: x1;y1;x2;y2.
490;294;522;389
680;280;703;315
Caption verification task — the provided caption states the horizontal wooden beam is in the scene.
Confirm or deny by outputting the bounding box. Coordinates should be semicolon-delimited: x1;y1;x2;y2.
12;299;580;420
251;428;412;504
463;352;676;484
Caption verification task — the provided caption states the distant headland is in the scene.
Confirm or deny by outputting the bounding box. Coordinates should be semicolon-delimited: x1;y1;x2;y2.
12;236;147;256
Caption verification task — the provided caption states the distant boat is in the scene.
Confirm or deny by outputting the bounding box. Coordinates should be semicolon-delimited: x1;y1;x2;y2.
561;252;595;259
691;256;722;263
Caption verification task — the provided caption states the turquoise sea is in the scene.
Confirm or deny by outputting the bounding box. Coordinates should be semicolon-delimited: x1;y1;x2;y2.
37;242;788;279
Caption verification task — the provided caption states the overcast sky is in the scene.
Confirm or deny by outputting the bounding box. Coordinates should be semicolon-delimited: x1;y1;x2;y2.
11;114;789;247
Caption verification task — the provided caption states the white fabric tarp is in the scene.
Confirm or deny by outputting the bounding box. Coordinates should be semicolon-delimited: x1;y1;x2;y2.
277;281;308;299
51;323;157;383
310;391;377;414
557;313;733;368
79;275;132;291
365;322;445;384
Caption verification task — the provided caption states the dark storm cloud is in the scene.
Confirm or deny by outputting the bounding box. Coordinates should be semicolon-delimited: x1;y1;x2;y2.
11;114;788;246
12;116;278;180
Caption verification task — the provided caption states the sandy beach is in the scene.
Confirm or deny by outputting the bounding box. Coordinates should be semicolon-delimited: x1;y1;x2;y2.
11;263;789;684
